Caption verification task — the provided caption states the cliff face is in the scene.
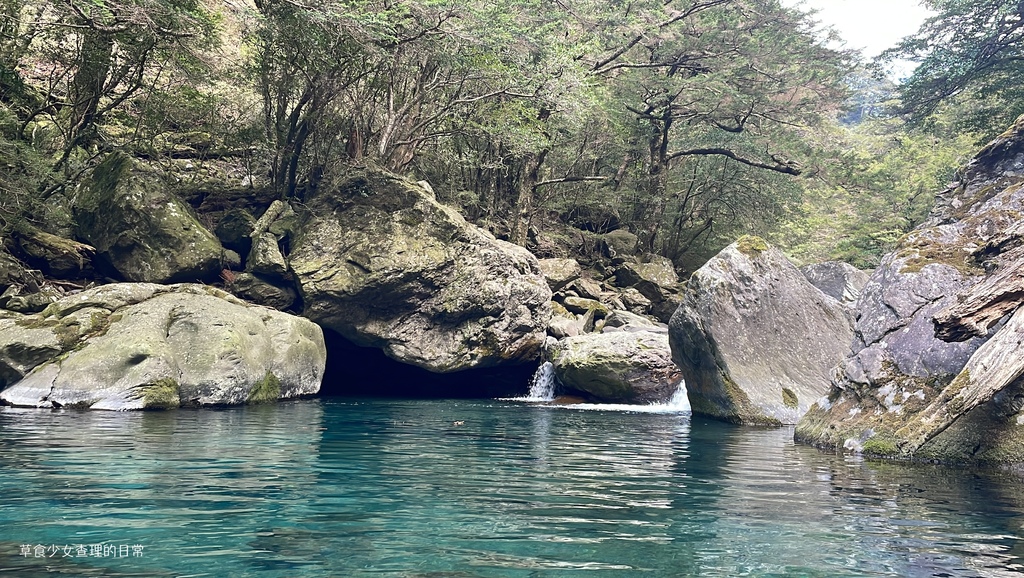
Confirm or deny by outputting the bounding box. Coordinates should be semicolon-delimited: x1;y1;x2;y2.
796;117;1024;465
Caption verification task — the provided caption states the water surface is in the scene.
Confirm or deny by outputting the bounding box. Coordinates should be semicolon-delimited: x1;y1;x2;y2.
1;398;1022;576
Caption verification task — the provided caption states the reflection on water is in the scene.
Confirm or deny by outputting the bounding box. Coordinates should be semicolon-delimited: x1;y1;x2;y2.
0;399;1022;577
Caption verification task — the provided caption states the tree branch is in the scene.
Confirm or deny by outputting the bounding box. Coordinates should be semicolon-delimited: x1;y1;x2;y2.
667;147;801;175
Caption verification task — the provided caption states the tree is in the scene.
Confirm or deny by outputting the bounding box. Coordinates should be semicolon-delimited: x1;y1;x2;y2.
884;0;1024;140
585;0;848;255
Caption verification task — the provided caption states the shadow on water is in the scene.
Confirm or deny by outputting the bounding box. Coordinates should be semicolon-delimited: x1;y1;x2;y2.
318;328;535;399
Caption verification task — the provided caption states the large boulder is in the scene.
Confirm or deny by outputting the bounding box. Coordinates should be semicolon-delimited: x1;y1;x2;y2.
290;167;551;373
669;236;854;425
73;153;224;283
0;283;325;409
800;261;869;306
550;330;682;403
796;118;1024;465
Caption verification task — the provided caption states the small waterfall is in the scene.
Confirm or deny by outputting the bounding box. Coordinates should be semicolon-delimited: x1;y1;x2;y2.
663;380;690;411
525;362;556;401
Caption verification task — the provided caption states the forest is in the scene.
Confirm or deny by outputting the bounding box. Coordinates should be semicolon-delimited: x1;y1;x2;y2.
0;0;1021;275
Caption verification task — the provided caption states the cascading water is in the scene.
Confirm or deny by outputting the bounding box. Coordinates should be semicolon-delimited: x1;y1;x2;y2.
662;380;690;411
524;361;557;401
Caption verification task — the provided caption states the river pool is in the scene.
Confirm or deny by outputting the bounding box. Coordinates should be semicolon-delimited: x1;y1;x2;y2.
1;397;1022;576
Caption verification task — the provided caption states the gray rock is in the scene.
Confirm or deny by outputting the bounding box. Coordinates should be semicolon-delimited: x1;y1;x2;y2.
550;330;683;403
613;254;681;322
800;261;869;305
619;287;652;314
215;208;256;255
569;277;604;301
601;229;638;257
290;167;551;373
0;313;63;388
547;315;580;339
602;310;664;332
229;272;298;310
223;249;243;270
537;258;582;292
73;153;224;283
561;296;610;317
669;236;853;425
247;232;290;279
0;283;325;409
796;117;1024;465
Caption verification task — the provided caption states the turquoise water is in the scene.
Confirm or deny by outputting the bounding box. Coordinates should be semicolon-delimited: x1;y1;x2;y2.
1;398;1023;577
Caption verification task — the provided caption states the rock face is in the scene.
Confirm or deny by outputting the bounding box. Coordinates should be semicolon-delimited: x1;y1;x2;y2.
537;258;582;292
290;167;551;373
800;261;869;305
0;283;325;410
669;236;854;425
613;254;682;322
796;119;1024;465
73;153;224;283
550;325;681;403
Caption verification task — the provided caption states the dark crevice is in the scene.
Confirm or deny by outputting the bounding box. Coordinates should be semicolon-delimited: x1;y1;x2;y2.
318;328;536;399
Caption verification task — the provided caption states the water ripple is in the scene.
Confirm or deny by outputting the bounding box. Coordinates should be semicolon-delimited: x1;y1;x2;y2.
0;400;1022;577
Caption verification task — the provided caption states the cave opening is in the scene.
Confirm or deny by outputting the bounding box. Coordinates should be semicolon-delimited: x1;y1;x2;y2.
318;328;537;399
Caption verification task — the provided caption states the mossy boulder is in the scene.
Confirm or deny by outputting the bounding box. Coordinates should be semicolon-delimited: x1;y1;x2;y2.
290;166;551;373
600;229;638;257
550;330;682;403
669;238;853;425
73;153;224;283
0;283;325;410
228;272;297;311
795;116;1024;465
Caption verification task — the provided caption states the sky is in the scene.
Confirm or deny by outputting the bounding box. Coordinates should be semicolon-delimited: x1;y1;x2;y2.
783;0;935;58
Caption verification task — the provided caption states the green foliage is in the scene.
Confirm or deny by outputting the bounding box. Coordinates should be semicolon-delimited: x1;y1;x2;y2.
884;0;1024;141
773;114;976;268
4;0;977;280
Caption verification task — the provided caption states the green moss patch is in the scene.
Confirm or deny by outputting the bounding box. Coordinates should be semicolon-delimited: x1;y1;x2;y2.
247;372;281;404
143;378;181;409
781;387;799;408
862;434;899;458
735;235;769;258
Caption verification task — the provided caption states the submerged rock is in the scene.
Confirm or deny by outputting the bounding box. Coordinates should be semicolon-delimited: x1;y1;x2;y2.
669;236;853;425
73;153;224;283
0;283;325;410
795;118;1024;465
290;166;551;373
550;330;681;403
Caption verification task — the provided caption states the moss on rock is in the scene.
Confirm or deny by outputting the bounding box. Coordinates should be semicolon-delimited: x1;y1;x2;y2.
735;235;769;258
782;387;799;408
143;378;181;409
247;372;281;404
